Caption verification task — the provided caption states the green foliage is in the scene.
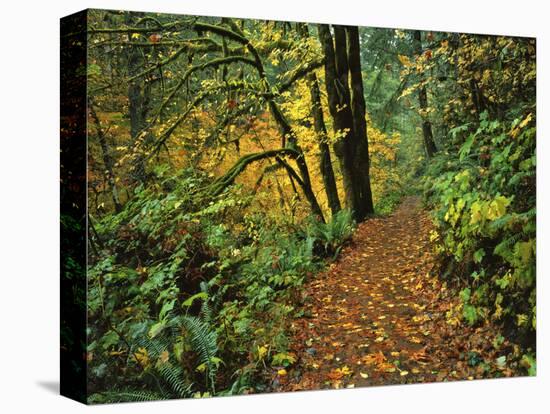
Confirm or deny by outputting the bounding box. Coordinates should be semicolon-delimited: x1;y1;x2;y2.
180;315;219;391
86;165;341;400
424;110;535;369
307;208;355;258
89;390;164;404
82;11;536;398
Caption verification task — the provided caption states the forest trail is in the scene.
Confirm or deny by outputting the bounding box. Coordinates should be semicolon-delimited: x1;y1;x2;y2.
279;196;515;391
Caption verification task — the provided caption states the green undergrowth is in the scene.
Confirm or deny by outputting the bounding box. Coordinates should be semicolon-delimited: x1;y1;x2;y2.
423;110;535;375
86;167;355;402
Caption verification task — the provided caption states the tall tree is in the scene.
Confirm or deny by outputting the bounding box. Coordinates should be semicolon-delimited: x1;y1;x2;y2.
346;26;375;217
125;12;152;182
307;72;342;216
318;24;375;221
413;30;437;158
297;23;341;216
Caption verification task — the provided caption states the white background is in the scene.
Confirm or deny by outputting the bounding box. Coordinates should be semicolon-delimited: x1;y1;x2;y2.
0;0;547;412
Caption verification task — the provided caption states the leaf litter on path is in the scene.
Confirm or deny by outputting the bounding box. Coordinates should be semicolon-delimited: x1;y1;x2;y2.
279;196;521;391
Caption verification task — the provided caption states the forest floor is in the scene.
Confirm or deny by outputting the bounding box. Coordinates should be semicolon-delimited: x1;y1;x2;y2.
275;196;519;391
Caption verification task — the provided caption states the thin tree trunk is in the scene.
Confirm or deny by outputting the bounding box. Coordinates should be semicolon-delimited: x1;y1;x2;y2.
414;30;437;158
126;13;151;182
268;101;325;222
297;23;341;216
88;98;122;213
308;72;342;216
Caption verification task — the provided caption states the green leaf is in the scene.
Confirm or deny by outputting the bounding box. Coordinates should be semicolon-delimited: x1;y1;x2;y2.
149;321;166;338
516;240;534;264
473;248;485;264
459;287;471;303
521;354;536;376
182;292;208;308
159;299;176;321
101;330;119;349
463;304;477;325
459;133;475;161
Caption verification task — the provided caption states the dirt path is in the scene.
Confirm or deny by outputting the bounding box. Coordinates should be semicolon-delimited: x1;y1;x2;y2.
279;196;516;391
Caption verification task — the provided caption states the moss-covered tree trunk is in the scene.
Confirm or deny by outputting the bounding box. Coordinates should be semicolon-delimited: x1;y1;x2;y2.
308;72;342;216
297;23;341;216
196;21;325;222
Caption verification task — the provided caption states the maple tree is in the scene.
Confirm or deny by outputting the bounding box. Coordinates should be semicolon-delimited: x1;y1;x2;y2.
79;10;536;403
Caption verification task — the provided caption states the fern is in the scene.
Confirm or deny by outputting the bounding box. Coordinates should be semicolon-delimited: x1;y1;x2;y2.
198;281;214;324
494;233;524;257
156;362;194;398
88;389;163;404
180;315;219;392
309;208;355;258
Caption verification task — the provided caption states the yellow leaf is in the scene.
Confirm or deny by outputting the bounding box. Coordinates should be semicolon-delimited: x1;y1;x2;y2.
398;54;412;67
360;372;369;378
257;345;268;360
277;369;287;376
159;350;169;364
339;365;353;376
519;113;533;129
133;347;150;368
400;370;409;376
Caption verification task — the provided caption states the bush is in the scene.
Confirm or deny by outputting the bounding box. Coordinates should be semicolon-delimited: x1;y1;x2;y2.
87;167;339;399
424;111;535;354
307;208;355;259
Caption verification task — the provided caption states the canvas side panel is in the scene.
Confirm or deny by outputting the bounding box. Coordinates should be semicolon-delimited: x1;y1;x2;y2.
60;9;88;404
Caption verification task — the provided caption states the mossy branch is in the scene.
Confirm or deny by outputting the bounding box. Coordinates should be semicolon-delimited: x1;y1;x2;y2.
209;148;300;196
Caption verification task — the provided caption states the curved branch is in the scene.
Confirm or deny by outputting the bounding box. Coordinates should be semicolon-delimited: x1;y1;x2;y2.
209;148;300;196
129;52;257;83
278;59;325;94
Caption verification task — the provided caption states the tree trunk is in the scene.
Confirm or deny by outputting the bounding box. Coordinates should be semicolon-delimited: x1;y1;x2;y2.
297;23;341;216
308;72;342;216
268;101;325;222
88;98;122;213
414;30;437;158
318;24;375;222
126;13;151;182
346;26;375;218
